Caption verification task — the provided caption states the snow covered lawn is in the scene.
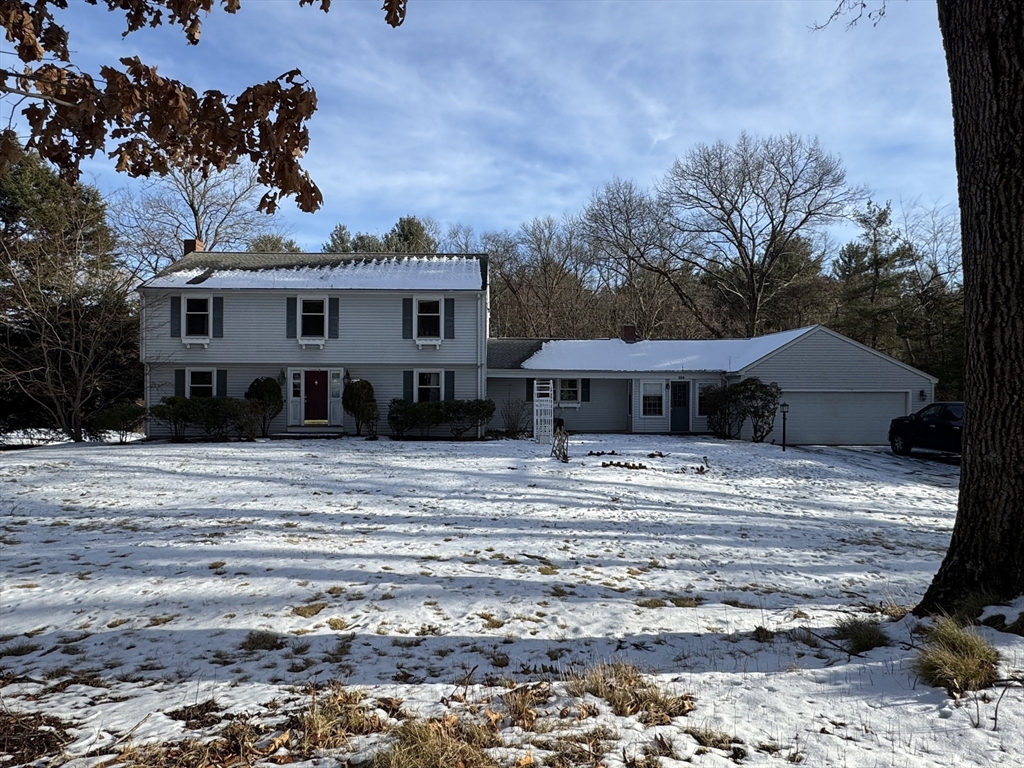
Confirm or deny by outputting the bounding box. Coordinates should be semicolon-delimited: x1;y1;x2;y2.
1;435;1021;766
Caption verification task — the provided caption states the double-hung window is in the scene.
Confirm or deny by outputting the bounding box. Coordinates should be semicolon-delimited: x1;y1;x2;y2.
188;369;215;398
184;296;210;339
697;382;716;417
300;298;326;339
558;378;579;403
641;381;664;417
416;370;442;402
416;299;441;340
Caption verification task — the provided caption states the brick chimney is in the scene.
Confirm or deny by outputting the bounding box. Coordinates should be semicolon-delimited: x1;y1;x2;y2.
621;324;637;343
183;239;205;257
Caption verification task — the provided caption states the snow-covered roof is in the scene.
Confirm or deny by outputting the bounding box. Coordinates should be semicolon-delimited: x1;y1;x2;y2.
141;252;488;291
517;327;814;373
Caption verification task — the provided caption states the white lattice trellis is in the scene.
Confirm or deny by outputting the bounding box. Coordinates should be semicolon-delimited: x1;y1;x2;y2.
533;379;554;443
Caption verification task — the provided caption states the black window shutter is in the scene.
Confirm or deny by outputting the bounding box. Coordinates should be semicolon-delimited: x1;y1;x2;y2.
402;298;413;339
582;378;591;402
526;378;534;401
444;370;455;401
403;370;414;402
170;296;181;337
328;298;339;339
444;298;455;339
212;297;224;338
286;297;297;338
216;370;227;398
174;369;186;397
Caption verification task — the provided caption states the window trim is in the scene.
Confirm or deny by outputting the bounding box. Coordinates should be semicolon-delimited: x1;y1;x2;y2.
640;380;665;418
413;368;444;402
186;368;216;399
556;377;581;408
297;295;328;348
413;295;444;347
182;294;211;347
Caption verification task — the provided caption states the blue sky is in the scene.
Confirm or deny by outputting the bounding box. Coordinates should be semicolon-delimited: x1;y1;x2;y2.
35;0;955;250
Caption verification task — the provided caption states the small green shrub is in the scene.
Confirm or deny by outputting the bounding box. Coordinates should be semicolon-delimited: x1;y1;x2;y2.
149;396;194;441
92;401;147;443
833;616;890;654
387;399;495;439
914;617;1000;696
244;377;283;437
342;379;379;437
225;398;260;441
190;397;233;440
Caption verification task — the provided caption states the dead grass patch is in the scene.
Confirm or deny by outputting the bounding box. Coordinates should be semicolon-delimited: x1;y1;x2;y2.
477;612;506;630
0;710;74;764
500;681;552;730
166;699;223;730
635;598;667;609
293;602;327;618
290;682;387;752
328;617;348;631
564;661;694;725
371;714;501;768
531;725;616;768
752;625;775;643
0;640;40;658
669;595;705;608
240;630;285;652
833;616;890;654
915;617;1000;697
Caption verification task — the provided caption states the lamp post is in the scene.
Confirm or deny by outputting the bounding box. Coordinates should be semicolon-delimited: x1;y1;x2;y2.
780;402;789;452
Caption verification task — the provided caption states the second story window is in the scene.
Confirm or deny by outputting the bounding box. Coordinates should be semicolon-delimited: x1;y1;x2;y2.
301;299;326;338
184;297;210;337
416;299;441;339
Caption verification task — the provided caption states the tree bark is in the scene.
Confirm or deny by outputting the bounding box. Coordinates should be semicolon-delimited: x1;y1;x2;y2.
916;0;1024;613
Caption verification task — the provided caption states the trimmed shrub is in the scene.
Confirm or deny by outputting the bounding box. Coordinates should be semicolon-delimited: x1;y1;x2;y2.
149;396;194;441
245;377;283;438
387;399;496;439
225;398;260;441
734;378;782;442
92;401;147;443
190;397;233;440
342;379;379;437
704;377;782;441
703;383;745;439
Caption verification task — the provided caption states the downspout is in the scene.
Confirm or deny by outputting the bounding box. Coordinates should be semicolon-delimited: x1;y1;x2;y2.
139;291;150;438
477;290;487;437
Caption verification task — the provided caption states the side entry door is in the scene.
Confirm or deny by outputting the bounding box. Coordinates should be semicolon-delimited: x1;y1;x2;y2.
670;381;690;432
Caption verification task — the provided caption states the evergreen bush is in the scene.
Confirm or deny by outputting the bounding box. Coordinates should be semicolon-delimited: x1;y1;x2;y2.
734;378;783;442
342;379;379;437
92;402;147;443
149;396;194;441
226;398;260;441
244;377;284;437
387;399;495;439
703;384;745;439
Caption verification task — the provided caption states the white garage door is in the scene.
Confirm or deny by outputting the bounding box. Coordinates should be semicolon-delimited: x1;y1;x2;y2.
780;392;909;445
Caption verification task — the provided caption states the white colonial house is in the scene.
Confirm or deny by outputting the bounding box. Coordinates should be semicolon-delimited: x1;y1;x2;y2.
138;247;489;436
139;246;937;444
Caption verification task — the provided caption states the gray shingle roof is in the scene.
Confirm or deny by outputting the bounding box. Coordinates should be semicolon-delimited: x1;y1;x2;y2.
487;338;549;369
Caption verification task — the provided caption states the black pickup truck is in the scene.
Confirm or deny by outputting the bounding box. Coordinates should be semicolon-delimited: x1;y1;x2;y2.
888;402;963;456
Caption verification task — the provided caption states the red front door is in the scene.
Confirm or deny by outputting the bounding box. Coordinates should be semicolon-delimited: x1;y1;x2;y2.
304;371;328;422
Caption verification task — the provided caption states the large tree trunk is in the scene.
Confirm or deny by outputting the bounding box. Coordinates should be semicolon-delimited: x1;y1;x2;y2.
916;0;1024;613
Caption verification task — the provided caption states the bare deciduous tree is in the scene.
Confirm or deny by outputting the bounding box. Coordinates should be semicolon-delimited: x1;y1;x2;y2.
110;163;287;275
659;133;865;337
